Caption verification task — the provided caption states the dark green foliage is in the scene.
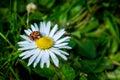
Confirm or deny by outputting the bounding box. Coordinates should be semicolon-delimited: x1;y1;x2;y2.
0;0;120;80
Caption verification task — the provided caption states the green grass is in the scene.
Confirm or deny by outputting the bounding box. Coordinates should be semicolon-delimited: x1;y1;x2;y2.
0;0;120;80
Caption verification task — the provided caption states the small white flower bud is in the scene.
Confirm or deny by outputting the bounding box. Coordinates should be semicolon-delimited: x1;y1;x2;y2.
26;3;37;14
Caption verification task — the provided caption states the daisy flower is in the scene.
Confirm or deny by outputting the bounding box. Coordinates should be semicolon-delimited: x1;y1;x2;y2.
18;21;71;68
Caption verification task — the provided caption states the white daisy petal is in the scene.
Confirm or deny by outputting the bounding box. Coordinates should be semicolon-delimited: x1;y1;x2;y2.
24;30;31;35
28;29;32;33
55;37;70;44
21;49;36;59
18;41;31;45
33;50;44;68
18;44;35;48
20;35;31;42
45;50;50;68
18;42;35;47
19;49;35;57
39;51;46;68
49;24;58;37
58;46;72;49
49;50;59;67
46;21;51;36
53;29;65;41
34;23;39;31
40;22;46;32
57;49;69;55
18;44;33;48
40;22;44;32
47;21;51;28
42;22;46;28
27;48;40;66
31;24;36;31
18;45;37;50
50;48;67;60
46;59;50;68
40;22;46;36
54;43;68;47
40;51;49;68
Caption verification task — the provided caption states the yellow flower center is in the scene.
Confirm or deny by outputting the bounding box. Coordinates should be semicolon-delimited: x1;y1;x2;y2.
36;36;53;50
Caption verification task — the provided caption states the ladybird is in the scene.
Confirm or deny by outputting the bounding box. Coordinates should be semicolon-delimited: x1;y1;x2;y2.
30;31;41;41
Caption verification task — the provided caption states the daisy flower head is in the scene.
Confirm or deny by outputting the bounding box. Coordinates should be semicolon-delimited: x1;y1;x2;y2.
18;21;71;68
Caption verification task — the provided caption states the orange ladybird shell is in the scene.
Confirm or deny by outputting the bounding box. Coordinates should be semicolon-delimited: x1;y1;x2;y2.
30;31;40;41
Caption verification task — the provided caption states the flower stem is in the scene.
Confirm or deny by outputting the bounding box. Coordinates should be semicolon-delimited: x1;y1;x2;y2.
0;32;13;47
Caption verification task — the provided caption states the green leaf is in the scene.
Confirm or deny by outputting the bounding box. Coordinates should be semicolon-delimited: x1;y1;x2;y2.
75;39;96;58
110;52;120;62
59;13;67;23
30;11;46;21
106;67;120;79
10;50;22;61
79;74;87;80
110;39;118;53
61;64;75;80
80;57;113;73
69;38;76;48
33;66;55;78
38;0;55;8
96;73;106;80
94;57;113;73
72;30;81;39
19;60;31;73
104;16;119;41
81;17;99;33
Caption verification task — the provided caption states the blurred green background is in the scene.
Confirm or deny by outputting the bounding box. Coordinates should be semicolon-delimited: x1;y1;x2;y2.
0;0;120;80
